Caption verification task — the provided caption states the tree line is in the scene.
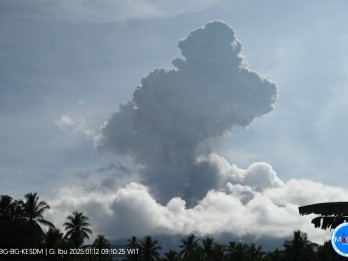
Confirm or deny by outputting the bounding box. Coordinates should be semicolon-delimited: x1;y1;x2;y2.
0;193;345;260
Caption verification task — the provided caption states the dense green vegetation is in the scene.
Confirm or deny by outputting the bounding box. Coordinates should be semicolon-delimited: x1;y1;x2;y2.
0;193;345;260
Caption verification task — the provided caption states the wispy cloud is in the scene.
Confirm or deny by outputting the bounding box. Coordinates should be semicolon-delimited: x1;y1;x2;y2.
1;0;226;23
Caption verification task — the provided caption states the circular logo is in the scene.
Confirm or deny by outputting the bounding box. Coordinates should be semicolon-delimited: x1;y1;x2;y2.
331;222;348;257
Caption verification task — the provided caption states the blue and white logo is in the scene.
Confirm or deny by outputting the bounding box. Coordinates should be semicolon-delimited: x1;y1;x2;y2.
331;222;348;257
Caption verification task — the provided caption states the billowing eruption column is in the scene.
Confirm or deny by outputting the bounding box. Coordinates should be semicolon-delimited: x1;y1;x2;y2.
97;21;278;205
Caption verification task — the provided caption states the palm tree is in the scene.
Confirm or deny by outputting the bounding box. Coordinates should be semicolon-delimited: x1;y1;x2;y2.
212;243;225;261
163;250;181;261
0;195;16;217
21;192;54;247
299;202;348;230
201;237;215;261
0;195;24;224
225;241;265;261
44;227;64;249
0;195;27;248
93;234;110;249
138;236;161;261
316;240;346;261
282;230;317;261
179;234;200;261
126;236;140;261
63;211;92;248
245;243;264;261
225;241;247;261
261;248;283;261
22;192;54;228
44;227;66;260
92;234;112;261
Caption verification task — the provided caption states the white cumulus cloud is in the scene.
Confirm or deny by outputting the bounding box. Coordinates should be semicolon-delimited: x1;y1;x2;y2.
46;169;334;244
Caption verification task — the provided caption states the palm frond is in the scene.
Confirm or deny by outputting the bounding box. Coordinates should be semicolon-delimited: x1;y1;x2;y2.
38;218;55;228
299;202;348;216
299;202;348;230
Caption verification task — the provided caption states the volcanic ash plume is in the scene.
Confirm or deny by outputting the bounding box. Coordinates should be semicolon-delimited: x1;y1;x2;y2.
97;21;278;205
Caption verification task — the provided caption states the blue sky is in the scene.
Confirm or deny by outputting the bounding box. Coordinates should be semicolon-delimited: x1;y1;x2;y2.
2;0;348;244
